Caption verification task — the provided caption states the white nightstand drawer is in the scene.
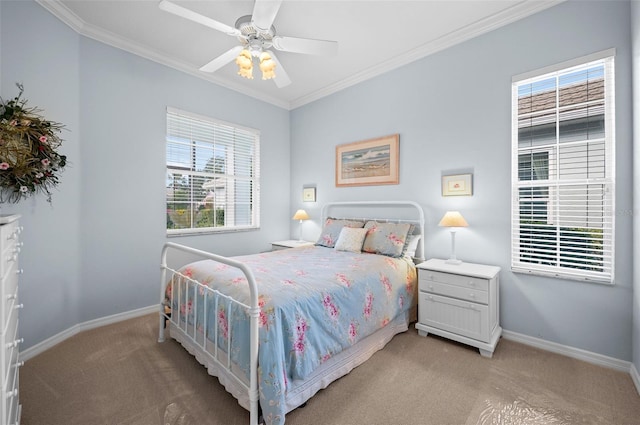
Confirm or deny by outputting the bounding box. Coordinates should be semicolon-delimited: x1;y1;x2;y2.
418;292;490;342
271;240;314;251
420;270;488;292
419;280;488;304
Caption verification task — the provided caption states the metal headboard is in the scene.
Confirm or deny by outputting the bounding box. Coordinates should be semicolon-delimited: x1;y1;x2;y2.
320;200;426;262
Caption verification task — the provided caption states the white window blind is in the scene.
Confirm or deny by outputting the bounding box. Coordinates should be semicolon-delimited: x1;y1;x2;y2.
511;51;615;284
166;107;260;235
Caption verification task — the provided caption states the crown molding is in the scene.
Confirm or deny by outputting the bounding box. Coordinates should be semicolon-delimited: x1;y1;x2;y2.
289;0;565;109
35;0;290;110
36;0;85;33
37;0;564;111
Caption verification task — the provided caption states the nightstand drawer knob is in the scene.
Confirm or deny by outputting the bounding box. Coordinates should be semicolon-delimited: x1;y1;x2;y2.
469;293;475;298
429;285;434;291
5;389;17;399
428;295;434;301
468;281;475;286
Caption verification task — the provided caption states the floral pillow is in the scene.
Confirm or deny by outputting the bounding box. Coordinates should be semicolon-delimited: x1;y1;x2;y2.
334;227;369;253
362;221;414;258
315;218;365;248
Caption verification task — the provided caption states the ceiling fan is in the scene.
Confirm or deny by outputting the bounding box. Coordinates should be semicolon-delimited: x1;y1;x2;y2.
158;0;339;88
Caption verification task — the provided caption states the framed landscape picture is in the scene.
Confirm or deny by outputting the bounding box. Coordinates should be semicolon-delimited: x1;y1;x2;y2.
335;134;399;187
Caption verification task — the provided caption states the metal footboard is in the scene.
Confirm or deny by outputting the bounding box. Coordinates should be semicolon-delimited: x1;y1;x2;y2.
158;242;260;425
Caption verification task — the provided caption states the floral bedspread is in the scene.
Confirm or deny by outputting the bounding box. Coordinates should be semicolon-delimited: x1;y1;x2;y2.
167;245;417;425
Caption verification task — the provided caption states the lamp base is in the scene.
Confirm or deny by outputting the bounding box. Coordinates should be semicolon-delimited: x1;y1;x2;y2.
445;258;462;265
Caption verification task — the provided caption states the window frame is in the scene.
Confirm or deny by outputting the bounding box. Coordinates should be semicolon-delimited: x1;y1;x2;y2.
511;49;615;284
165;107;260;236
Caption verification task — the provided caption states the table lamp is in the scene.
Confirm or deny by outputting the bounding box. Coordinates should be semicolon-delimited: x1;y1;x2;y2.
292;209;310;241
438;211;468;265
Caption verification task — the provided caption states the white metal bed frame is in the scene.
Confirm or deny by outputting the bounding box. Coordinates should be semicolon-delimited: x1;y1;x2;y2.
158;200;425;425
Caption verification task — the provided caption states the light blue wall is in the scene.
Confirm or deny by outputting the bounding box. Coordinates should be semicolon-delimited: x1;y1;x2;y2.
631;0;640;376
1;0;637;364
1;1;290;348
291;0;634;361
1;1;82;350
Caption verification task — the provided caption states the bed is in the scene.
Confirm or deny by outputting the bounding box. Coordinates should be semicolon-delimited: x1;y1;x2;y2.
158;201;425;425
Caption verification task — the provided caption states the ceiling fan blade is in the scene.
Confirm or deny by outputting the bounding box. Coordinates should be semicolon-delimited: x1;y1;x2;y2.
199;46;244;73
252;0;283;32
272;36;338;56
266;50;291;88
159;0;240;36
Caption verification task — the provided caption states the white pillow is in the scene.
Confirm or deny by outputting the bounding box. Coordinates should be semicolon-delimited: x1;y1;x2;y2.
403;234;422;258
334;227;368;253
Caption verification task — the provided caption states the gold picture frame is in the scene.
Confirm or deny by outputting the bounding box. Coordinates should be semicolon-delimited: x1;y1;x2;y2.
335;134;399;187
442;173;473;196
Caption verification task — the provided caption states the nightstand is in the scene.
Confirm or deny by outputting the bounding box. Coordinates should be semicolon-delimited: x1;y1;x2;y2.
415;258;501;357
271;240;314;251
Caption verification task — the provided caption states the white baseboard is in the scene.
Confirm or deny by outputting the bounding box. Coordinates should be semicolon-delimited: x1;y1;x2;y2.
631;362;640;396
20;304;158;362
502;329;631;373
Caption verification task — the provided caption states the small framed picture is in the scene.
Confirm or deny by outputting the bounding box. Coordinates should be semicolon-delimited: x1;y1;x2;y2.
442;174;473;196
302;187;316;202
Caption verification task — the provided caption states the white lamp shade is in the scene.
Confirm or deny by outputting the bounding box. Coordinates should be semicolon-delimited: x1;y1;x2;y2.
292;209;310;221
438;211;468;228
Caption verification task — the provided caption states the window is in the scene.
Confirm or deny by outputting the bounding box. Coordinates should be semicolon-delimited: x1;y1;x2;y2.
511;50;615;284
166;107;260;235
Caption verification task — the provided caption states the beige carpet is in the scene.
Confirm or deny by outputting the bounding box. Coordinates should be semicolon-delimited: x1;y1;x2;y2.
20;314;640;425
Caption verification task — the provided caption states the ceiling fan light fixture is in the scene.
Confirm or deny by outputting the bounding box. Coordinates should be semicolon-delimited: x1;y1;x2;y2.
259;51;276;80
235;49;254;79
159;0;336;88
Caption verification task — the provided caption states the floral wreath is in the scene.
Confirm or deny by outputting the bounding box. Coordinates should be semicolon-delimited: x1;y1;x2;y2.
0;84;67;204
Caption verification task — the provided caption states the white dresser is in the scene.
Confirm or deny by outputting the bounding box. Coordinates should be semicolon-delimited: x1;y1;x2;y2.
415;258;501;357
0;215;22;425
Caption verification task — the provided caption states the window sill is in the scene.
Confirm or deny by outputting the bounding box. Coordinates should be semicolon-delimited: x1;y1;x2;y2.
511;266;613;285
167;226;259;237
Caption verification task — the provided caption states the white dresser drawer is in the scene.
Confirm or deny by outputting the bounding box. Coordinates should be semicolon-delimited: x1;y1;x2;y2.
0;223;18;280
1;270;18;329
2;318;19;378
419;280;488;304
418;292;490;342
419;269;489;292
3;372;18;425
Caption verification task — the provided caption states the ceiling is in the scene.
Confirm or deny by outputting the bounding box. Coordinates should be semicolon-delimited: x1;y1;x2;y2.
37;0;562;110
